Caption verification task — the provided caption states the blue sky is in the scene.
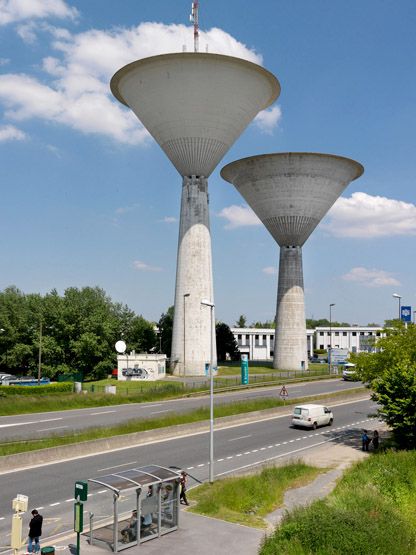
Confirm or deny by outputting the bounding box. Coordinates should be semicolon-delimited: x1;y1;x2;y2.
0;0;415;327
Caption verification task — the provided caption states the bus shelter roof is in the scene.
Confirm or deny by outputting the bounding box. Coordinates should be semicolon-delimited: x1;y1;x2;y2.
88;464;180;494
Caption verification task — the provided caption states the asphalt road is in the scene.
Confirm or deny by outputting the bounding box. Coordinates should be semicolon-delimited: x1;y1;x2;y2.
0;379;362;440
0;396;377;550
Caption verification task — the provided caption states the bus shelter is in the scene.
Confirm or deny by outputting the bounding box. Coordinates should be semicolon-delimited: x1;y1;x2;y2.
87;464;181;551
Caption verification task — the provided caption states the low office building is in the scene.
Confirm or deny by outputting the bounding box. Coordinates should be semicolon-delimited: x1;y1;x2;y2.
117;353;166;381
231;326;385;361
231;328;315;361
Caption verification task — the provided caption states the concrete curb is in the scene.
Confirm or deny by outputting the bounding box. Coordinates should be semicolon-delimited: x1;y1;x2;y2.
0;391;369;472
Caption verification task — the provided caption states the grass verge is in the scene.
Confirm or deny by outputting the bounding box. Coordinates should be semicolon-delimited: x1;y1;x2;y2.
260;450;416;555
0;387;366;456
188;462;326;528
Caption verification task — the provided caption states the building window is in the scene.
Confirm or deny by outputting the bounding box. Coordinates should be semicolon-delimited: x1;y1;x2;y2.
246;335;250;343
271;336;274;342
360;332;364;336
238;334;242;341
319;332;324;336
335;332;339;336
352;332;357;336
263;335;267;342
319;344;324;350
343;332;347;336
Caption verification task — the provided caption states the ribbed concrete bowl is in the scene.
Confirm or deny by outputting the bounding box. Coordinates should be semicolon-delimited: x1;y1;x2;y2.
221;152;364;246
111;53;280;177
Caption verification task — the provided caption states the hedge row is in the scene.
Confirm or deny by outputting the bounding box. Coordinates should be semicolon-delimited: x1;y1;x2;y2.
0;382;73;396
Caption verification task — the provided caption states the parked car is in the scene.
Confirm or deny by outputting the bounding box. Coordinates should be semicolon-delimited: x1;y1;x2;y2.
292;404;333;429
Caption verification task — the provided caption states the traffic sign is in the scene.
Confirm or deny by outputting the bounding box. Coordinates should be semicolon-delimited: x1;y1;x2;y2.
279;385;288;398
401;306;412;322
74;481;88;502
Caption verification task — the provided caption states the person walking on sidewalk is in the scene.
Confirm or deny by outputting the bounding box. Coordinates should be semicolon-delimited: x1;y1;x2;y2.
28;509;43;554
180;471;189;506
361;430;370;452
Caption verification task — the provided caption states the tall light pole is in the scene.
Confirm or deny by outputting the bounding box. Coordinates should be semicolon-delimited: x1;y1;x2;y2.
201;298;215;484
183;293;190;376
392;293;402;321
329;304;335;374
38;320;42;385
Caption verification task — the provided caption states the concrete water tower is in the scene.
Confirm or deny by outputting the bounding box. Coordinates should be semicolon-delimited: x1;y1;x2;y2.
111;53;280;375
221;153;364;370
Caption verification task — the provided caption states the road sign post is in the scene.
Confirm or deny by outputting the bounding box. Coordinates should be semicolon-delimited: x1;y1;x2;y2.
279;385;288;404
74;481;88;555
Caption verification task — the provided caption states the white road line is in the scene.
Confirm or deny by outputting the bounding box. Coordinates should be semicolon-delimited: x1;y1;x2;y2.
37;426;68;432
0;417;63;429
50;502;60;507
97;461;137;472
226;456;233;459
0;517;4;520
187;466;194;470
98;490;107;494
197;463;205;467
36;507;44;510
236;453;242;456
217;458;224;462
252;449;258;452
89;410;117;416
228;434;252;442
65;499;73;502
275;444;281;447
244;451;251;455
289;440;295;443
150;410;171;414
282;442;288;445
260;447;266;451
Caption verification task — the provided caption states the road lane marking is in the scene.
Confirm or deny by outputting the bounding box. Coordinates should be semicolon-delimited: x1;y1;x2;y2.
150;410;171;414
97;461;137;472
228;434;252;442
37;426;68;432
217;458;224;461
65;499;73;502
0;417;63;429
50;502;60;507
89;410;117;416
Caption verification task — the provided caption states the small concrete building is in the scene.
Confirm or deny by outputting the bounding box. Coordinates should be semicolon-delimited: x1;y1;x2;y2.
117;353;166;381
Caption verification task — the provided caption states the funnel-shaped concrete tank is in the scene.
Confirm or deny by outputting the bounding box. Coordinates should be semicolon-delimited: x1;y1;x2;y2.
221;153;364;371
111;53;280;375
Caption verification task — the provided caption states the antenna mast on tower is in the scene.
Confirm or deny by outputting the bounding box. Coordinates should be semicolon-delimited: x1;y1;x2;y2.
190;1;199;52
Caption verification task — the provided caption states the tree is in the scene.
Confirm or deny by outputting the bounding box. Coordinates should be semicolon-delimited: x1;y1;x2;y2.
352;322;416;447
235;315;247;328
251;320;275;329
216;322;240;362
158;306;174;358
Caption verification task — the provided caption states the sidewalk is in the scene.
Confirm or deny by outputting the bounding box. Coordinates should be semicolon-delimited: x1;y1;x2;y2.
48;433;383;555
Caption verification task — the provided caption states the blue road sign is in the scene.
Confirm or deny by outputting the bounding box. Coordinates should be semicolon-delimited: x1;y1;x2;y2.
401;306;412;322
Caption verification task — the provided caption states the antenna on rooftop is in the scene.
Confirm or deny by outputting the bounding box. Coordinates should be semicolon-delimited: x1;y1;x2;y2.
190;1;199;52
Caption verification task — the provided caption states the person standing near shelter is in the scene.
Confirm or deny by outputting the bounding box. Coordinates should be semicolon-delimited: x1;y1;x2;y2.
361;430;370;452
28;509;43;554
180;471;189;506
372;430;380;450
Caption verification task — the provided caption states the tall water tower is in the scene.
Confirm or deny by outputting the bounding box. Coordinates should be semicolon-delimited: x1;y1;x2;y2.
111;54;280;375
221;153;364;370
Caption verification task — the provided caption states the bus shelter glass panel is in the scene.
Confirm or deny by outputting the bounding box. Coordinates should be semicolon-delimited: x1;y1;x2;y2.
139;486;159;542
160;480;179;534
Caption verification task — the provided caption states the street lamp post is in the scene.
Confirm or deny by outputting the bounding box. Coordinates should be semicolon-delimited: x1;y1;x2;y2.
329;304;335;374
392;293;402;321
201;298;215;484
38;320;42;385
183;293;190;376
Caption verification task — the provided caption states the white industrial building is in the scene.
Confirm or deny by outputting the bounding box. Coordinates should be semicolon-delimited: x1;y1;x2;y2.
231;326;385;361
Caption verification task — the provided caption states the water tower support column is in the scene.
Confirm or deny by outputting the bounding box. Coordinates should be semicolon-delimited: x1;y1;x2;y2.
171;175;217;376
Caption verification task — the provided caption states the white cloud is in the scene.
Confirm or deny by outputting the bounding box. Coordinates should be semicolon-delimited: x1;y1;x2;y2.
262;266;278;276
0;0;78;25
16;21;38;43
115;204;140;216
218;205;261;229
161;216;177;224
0;124;26;141
342;267;401;288
323;192;416;238
254;105;282;134
0;22;264;145
0;57;10;66
133;260;162;272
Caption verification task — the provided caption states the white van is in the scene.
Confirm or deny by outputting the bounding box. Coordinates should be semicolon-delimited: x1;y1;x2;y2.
292;404;333;429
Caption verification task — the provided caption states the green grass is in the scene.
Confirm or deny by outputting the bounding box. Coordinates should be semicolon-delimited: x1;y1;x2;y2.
260;450;416;555
188;462;326;528
0;387;365;456
217;363;329;377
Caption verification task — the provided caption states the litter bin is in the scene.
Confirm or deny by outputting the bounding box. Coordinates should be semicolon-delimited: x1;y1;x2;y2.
41;547;55;555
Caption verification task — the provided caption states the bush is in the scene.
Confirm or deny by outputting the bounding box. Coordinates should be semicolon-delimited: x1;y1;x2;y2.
0;382;73;395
